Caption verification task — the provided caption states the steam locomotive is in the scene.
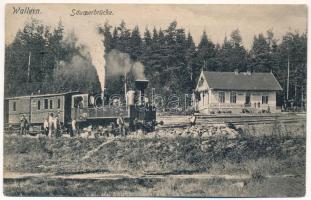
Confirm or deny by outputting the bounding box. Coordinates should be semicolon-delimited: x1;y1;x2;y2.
4;79;157;133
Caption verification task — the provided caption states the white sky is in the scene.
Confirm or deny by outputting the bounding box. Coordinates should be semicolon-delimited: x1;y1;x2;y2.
5;4;308;49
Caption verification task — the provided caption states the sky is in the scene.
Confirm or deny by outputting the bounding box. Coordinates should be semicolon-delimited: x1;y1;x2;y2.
5;4;308;49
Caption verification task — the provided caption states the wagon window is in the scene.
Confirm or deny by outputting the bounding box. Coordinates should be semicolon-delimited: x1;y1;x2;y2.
50;99;53;109
37;100;41;110
13;101;16;111
57;99;61;109
44;99;48;109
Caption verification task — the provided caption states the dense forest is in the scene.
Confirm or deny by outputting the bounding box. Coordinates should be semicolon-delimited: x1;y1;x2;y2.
5;19;307;107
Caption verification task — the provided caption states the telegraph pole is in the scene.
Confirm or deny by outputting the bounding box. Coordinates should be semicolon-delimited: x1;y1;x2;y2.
27;51;31;82
27;51;31;83
301;86;304;110
151;88;155;106
124;72;127;106
286;48;290;101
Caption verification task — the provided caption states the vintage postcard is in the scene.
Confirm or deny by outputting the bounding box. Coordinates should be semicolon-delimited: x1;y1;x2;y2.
2;2;308;197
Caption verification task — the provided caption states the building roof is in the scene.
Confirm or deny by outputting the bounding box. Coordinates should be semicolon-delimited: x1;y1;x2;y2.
5;91;80;100
202;71;283;91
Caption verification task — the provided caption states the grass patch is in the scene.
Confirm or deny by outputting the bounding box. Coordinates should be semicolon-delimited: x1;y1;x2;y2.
3;123;306;197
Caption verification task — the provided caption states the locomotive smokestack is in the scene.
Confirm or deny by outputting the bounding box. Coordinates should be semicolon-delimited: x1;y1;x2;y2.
135;79;149;105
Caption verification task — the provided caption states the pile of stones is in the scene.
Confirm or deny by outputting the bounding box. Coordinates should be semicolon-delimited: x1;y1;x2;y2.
78;123;240;140
129;124;240;139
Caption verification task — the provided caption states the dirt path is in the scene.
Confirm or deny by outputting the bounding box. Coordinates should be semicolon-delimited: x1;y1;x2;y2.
4;172;54;179
4;171;297;181
82;138;115;160
52;173;137;180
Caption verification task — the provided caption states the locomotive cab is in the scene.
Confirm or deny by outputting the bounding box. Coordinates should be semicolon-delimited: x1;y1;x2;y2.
72;94;88;109
71;92;129;126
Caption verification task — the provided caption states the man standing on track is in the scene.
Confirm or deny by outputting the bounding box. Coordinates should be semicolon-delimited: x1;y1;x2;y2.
117;113;125;136
20;114;28;135
71;118;77;137
43;116;49;136
48;113;54;137
54;111;61;137
189;113;197;127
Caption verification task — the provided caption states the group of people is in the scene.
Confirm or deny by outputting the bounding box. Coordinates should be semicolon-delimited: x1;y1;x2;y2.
41;112;125;138
19;108;196;137
20;112;61;137
42;112;61;137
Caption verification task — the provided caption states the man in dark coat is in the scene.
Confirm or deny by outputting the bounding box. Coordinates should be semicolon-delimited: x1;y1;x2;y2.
20;115;28;135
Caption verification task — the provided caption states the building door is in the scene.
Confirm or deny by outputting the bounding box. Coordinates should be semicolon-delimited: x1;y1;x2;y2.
245;92;251;106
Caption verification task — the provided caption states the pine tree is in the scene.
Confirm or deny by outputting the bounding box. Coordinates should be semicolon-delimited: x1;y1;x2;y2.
144;28;152;47
215;29;247;72
5;18;101;96
129;26;142;61
197;30;216;71
98;22;113;53
278;32;307;106
250;33;272;72
152;27;158;43
185;32;197;88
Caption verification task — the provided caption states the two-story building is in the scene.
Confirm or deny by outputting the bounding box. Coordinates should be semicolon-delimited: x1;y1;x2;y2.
195;71;283;114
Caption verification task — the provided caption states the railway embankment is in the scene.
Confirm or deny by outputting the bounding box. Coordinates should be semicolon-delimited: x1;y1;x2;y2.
3;113;306;196
4;122;305;175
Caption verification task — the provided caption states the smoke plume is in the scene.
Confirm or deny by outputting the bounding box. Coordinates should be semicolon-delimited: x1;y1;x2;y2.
58;24;106;92
55;55;101;92
106;49;146;80
73;26;106;91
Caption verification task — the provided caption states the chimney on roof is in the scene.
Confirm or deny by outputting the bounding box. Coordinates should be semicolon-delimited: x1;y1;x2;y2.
234;69;239;75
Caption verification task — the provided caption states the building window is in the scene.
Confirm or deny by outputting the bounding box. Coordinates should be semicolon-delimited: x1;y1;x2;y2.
198;77;204;87
218;91;225;103
262;96;269;104
230;92;236;103
50;99;53;109
13;102;16;111
57;99;61;109
202;92;205;106
37;100;41;110
44;99;48;109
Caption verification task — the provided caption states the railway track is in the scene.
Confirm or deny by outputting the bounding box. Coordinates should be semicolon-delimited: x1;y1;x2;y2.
197;114;305;125
5;113;305;134
158;113;306;127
